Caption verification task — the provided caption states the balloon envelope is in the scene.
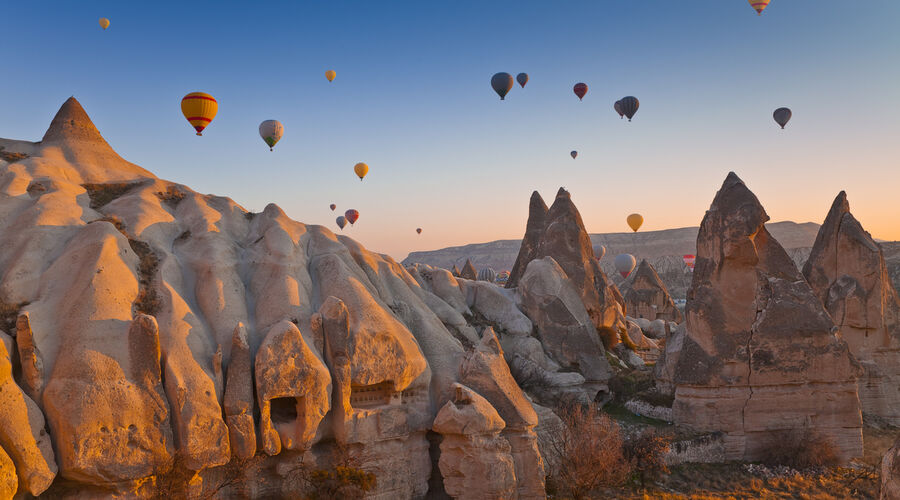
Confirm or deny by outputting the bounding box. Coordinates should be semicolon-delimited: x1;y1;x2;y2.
258;120;284;151
330;204;336;211
416;228;422;234
181;92;218;136
516;73;529;88
620;96;639;121
683;254;696;271
614;100;624;118
614;254;636;278
773;107;792;129
325;70;336;82
626;213;644;232
336;216;347;230
354;162;369;180
99;18;110;29
570;151;577;159
491;72;514;100
748;0;771;15
593;244;606;261
573;83;588;100
345;209;359;225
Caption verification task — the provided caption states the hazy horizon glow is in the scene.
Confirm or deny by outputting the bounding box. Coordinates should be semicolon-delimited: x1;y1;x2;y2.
1;1;898;260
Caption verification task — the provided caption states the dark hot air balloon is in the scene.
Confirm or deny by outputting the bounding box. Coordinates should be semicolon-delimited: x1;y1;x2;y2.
330;204;336;211
491;73;514;100
336;216;347;230
573;83;588;100
416;228;422;234
614;100;624;119
570;150;577;159
619;96;639;121
516;73;529;88
773;107;792;129
345;209;359;225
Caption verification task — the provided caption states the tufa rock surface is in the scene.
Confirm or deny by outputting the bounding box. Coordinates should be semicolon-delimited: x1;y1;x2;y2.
623;259;684;323
671;173;863;462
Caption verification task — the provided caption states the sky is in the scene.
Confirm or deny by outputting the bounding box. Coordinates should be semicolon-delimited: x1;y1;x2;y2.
1;1;899;260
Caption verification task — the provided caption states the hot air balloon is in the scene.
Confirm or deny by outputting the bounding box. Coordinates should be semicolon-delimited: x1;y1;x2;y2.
181;92;218;136
516;73;529;88
258;120;284;151
748;0;771;15
354;162;369;181
683;254;696;272
614;100;624;119
773;107;792;129
592;244;606;261
491;73;514;100
330;204;336;211
99;18;110;30
336;216;347;230
416;228;422;235
345;209;359;225
325;70;336;82
477;268;497;282
570;151;578;159
573;83;588;101
626;213;643;232
614;254;636;279
620;96;639;121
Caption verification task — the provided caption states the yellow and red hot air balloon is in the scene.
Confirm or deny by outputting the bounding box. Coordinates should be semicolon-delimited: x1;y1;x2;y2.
626;213;643;232
354;162;369;181
99;18;110;30
748;0;771;15
181;92;218;136
325;70;336;82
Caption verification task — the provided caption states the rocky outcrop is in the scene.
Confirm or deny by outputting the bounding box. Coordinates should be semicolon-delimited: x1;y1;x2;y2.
518;257;612;386
883;438;900;500
460;259;478;281
0;444;15;500
255;320;331;455
433;384;516;500
671;173;863;462
802;192;900;425
223;323;255;459
0;332;57;496
623;259;683;322
506;188;626;332
459;328;545;499
459;279;533;336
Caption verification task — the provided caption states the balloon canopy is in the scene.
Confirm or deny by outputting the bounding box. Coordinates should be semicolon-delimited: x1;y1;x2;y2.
592;244;606;261
181;92;218;136
491;72;514;100
626;213;644;232
773;107;792;129
614;254;637;279
325;70;336;82
354;162;369;180
570;151;578;159
336;216;347;230
258;120;284;151
573;83;588;100
748;0;771;15
619;96;639;121
99;18;110;30
345;209;359;225
516;73;529;88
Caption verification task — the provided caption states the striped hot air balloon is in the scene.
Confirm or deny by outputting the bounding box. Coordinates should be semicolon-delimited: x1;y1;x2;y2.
181;92;218;136
477;267;497;283
748;0;771;15
573;83;588;100
345;209;359;225
683;254;696;272
619;96;639;121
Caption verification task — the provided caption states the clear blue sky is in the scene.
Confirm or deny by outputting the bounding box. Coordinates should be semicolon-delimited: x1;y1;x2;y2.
2;1;899;259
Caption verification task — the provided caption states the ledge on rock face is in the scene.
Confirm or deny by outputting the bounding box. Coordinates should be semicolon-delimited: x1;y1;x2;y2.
673;172;863;462
802;191;900;425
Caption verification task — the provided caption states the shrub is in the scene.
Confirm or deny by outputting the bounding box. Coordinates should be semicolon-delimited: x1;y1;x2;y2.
0;299;29;335
0;147;29;163
598;326;619;350
544;404;631;499
608;370;655;404
306;465;377;499
128;239;160;316
155;185;186;208
82;182;142;209
758;427;840;469
619;326;638;351
623;429;671;487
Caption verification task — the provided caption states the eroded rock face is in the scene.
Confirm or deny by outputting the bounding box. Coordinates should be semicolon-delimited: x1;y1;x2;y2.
882;438;900;500
623;259;683;323
672;173;863;462
506;188;625;332
0;332;56;496
433;384;516;500
256;320;331;455
460;259;478;281
518;257;612;385
802;192;900;425
223;323;256;459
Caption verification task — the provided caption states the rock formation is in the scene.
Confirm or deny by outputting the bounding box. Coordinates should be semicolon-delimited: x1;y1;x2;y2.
506;188;626;332
0;98;575;498
883;438;900;500
671;173;863;462
460;259;478;280
802;192;900;425
623;259;683;323
433;384;516;500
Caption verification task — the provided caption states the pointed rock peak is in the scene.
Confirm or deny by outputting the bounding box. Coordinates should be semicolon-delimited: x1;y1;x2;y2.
528;191;549;214
451;264;461;277
723;171;744;188
460;259;478;280
477;326;503;356
41;97;106;144
554;187;570;200
828;191;850;218
709;172;769;227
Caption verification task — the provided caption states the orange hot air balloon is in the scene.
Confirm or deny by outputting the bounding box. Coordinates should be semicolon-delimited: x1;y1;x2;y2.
354;162;369;181
748;0;771;15
626;213;643;232
181;92;218;136
345;209;359;225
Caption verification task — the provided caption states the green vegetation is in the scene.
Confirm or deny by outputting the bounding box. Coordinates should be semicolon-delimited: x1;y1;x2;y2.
82;181;143;209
